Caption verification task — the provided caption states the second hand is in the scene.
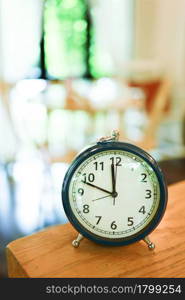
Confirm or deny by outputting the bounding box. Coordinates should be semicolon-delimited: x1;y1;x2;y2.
92;195;112;202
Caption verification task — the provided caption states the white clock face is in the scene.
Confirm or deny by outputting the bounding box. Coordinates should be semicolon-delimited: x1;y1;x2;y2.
68;150;160;240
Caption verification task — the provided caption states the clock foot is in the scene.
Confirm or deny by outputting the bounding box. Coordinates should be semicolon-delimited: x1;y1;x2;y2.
143;236;155;250
72;233;84;248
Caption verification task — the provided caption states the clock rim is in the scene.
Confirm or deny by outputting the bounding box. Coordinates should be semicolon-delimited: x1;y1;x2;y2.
62;141;168;246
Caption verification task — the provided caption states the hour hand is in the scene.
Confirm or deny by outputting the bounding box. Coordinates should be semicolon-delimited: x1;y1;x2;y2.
82;181;112;195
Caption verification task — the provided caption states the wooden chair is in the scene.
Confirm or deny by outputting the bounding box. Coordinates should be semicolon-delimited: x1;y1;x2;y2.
137;79;171;150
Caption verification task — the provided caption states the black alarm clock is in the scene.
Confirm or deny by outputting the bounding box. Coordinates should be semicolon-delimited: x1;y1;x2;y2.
62;131;167;250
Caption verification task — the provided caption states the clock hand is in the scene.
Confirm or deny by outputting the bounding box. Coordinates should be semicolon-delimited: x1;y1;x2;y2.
111;163;116;193
92;194;112;202
114;163;118;200
82;181;113;195
111;164;117;205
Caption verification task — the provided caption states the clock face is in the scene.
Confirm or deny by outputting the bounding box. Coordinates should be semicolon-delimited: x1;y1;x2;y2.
62;143;167;245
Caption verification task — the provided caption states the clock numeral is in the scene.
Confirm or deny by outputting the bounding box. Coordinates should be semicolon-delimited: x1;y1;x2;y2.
111;221;117;230
141;173;147;183
78;188;84;196
145;189;152;199
82;173;95;183
94;161;104;171
83;204;89;213
128;217;134;226
95;216;102;225
139;205;146;214
110;157;122;166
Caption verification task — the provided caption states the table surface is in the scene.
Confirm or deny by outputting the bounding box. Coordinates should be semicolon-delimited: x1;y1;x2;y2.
6;180;185;278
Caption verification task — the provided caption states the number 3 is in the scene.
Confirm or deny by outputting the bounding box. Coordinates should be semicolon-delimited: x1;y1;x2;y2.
145;190;152;199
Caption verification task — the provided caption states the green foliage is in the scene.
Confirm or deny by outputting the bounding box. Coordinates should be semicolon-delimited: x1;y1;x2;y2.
44;0;87;78
44;0;112;78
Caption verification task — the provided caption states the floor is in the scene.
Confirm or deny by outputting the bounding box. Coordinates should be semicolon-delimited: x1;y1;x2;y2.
159;158;185;185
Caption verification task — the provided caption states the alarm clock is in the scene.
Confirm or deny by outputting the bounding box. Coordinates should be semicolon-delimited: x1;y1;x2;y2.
62;131;167;250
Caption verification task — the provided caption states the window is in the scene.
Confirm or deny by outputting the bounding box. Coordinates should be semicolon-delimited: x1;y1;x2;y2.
44;0;88;78
43;0;134;79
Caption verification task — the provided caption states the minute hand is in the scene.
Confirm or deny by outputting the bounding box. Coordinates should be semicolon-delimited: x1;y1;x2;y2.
111;164;116;193
82;181;112;195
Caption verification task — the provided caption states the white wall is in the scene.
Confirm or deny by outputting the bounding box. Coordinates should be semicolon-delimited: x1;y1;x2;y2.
135;0;185;87
89;0;134;74
0;0;43;82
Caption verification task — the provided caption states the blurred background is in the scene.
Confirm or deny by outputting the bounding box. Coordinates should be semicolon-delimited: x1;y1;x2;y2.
1;0;185;277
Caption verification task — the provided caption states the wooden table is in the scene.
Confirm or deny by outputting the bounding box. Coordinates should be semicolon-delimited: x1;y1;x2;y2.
6;180;185;278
